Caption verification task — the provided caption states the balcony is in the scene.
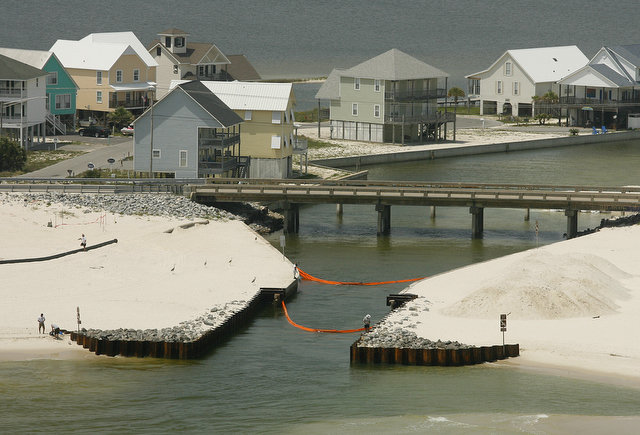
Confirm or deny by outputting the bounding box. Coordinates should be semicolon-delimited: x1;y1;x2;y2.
384;111;455;124
196;71;230;81
0;87;24;99
198;155;249;176
198;132;241;148
385;88;447;102
109;98;150;110
558;96;640;107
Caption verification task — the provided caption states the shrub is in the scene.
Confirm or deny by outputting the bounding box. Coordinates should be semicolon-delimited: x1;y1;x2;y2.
569;128;579;136
0;137;27;171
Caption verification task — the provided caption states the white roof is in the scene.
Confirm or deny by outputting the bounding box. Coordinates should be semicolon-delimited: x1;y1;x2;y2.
170;80;294;111
468;45;588;83
51;31;158;71
0;47;52;69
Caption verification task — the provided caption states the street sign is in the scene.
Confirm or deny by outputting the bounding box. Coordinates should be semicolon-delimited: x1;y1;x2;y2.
500;314;507;332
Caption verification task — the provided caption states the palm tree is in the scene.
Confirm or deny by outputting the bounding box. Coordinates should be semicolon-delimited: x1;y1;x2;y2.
448;87;465;140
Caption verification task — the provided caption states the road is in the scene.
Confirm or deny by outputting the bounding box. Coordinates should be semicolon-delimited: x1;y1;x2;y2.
21;135;134;178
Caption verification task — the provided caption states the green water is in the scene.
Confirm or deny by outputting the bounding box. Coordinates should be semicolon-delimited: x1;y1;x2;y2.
3;141;640;433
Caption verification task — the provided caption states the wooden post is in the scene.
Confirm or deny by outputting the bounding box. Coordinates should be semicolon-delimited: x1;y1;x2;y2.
470;206;484;239
565;209;578;239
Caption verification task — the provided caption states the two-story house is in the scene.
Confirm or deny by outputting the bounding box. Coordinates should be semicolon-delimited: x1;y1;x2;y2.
133;80;245;178
172;80;295;178
466;46;588;117
149;28;231;99
51;32;157;126
316;49;452;144
0;53;48;148
0;48;78;135
558;44;640;128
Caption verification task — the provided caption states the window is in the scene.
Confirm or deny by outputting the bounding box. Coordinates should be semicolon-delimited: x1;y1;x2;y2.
244;110;252;120
36;78;39;87
173;65;178;74
133;69;140;82
290;108;295;123
55;94;71;109
116;70;123;83
352;103;358;116
374;104;380;118
271;135;281;149
165;36;171;48
272;111;281;124
198;65;205;76
96;71;102;85
505;62;512;76
156;46;161;56
354;77;360;90
284;110;287;123
46;94;49;110
374;79;380;92
496;80;503;94
513;81;519;95
284;137;288;148
179;150;187;167
175;37;185;48
47;72;58;85
586;88;596;98
152;149;161;159
96;91;102;103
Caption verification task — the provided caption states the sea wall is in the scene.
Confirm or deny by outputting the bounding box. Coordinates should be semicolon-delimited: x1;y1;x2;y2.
311;130;640;168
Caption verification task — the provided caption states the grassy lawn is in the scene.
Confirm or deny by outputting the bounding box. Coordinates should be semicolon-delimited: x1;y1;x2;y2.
438;106;480;115
0;149;86;177
302;136;335;149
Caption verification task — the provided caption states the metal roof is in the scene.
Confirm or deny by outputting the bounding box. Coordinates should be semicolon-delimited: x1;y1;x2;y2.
172;80;294;111
467;45;588;83
158;28;189;36
51;32;157;71
610;44;640;67
344;48;449;81
0;47;51;69
0;53;47;80
589;63;634;87
178;80;243;127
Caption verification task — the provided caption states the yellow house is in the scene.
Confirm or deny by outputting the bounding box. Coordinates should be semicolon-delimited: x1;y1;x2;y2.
51;32;157;126
172;80;296;178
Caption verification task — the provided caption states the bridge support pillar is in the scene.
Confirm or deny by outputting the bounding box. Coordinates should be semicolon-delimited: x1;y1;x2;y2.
283;203;299;234
524;208;530;221
430;206;436;219
470;206;484;239
376;204;391;236
336;203;343;216
565;209;578;239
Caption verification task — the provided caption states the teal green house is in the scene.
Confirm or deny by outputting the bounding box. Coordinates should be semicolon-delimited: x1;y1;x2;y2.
0;47;78;134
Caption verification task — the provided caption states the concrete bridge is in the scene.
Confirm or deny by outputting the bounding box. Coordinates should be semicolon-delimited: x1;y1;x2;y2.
187;179;640;238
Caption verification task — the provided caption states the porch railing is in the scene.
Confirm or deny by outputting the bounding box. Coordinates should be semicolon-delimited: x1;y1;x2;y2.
559;96;640;105
109;98;150;109
384;111;455;124
385;88;447;102
0;88;23;98
199;133;241;148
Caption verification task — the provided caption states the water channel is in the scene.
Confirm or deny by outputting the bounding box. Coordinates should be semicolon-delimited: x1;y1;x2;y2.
2;140;640;433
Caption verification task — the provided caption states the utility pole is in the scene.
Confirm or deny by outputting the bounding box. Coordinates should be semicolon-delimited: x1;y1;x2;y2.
149;94;154;178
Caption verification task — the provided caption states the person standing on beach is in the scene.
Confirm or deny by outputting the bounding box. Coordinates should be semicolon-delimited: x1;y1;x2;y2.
363;314;371;330
80;234;86;251
37;313;45;334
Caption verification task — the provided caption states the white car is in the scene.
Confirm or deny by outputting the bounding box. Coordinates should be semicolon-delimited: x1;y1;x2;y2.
121;125;134;136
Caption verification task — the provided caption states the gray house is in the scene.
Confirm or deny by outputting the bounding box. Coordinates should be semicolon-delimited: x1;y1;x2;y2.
133;80;246;178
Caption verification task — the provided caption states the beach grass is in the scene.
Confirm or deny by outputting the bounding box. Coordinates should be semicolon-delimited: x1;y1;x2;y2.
0;149;86;177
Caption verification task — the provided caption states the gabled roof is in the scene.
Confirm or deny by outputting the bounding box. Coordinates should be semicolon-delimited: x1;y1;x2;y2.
51;31;157;71
171;80;293;111
590;63;634;87
609;44;640;68
0;53;47;80
315;68;344;100
559;44;640;88
0;47;51;69
467;45;588;83
177;80;243;127
226;55;261;81
345;49;448;81
149;40;230;66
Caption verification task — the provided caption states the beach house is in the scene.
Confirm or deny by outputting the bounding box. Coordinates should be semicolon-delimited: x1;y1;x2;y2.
557;44;640;129
315;49;452;144
149;28;231;99
51;32;157;126
171;80;295;178
0;53;48;148
466;46;588;117
0;48;78;135
133;80;245;178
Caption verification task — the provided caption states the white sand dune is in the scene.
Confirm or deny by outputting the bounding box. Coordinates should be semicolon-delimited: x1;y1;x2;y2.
380;225;640;382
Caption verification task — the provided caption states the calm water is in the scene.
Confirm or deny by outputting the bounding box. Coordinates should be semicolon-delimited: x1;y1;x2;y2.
3;141;640;433
4;3;640;431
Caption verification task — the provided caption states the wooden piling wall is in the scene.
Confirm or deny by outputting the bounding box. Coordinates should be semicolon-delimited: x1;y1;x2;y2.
70;280;298;359
350;342;519;366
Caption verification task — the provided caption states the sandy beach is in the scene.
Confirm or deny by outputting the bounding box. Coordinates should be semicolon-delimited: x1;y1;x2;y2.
371;223;640;385
0;193;293;361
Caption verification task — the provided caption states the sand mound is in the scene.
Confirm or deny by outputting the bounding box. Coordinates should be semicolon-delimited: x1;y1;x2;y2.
442;252;631;320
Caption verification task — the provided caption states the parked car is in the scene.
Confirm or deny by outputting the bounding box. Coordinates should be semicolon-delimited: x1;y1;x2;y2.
79;125;110;138
120;125;134;136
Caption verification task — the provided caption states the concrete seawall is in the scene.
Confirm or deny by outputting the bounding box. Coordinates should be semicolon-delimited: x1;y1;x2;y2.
311;130;640;168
